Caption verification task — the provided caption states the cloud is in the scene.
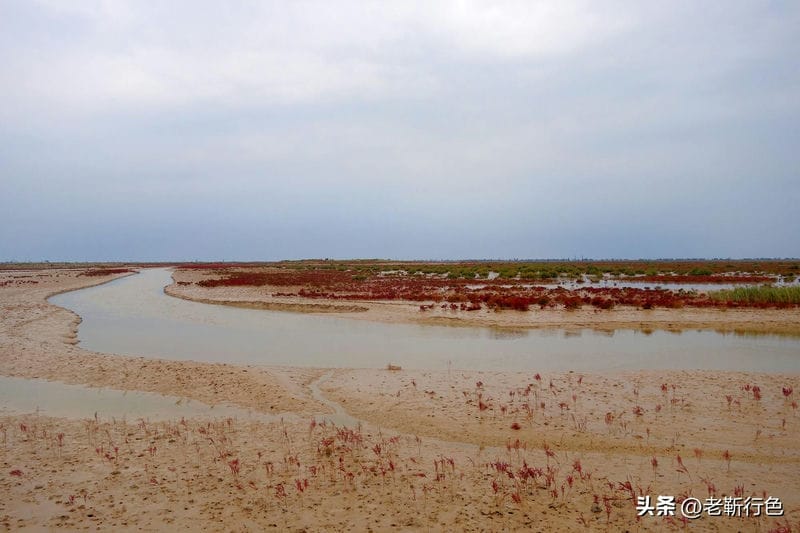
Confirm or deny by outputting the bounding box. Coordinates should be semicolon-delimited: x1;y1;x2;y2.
1;0;798;260
428;0;633;58
1;0;637;117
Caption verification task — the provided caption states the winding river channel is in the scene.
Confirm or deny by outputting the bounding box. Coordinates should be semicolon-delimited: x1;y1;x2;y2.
49;269;800;373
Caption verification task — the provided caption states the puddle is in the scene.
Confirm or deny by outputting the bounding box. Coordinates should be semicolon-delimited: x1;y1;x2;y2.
0;375;279;422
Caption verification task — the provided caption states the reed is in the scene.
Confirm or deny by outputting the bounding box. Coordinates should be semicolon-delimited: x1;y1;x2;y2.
708;285;800;305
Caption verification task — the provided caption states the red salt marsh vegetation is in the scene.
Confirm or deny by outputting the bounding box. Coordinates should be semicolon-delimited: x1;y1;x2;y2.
1;266;799;530
2;268;800;529
178;258;800;281
175;260;800;312
4;375;797;532
80;268;136;277
2;362;799;531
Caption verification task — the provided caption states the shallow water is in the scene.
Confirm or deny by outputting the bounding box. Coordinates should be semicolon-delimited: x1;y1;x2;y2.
50;269;800;373
472;276;799;292
0;375;276;422
308;372;361;427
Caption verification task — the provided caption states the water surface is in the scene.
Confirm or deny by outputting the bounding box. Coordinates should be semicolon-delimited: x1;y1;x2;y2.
0;375;275;422
50;269;800;373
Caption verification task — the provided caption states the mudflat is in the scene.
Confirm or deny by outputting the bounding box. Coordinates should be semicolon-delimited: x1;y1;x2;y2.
1;268;798;531
168;265;800;335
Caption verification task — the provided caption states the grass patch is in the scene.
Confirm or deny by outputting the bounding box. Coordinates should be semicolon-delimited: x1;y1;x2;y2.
708;286;800;305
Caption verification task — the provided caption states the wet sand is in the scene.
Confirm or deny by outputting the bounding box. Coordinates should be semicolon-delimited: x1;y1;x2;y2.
1;268;798;531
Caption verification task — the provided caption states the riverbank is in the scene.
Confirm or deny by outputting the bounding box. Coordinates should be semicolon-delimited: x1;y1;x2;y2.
167;269;800;335
0;269;327;416
1;268;798;530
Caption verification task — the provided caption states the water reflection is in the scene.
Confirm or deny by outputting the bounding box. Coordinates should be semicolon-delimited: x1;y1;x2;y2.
488;328;530;340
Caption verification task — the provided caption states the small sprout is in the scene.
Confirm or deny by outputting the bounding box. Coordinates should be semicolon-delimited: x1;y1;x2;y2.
722;450;732;472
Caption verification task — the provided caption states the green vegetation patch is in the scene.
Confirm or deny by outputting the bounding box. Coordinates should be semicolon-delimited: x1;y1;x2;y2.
708;286;800;305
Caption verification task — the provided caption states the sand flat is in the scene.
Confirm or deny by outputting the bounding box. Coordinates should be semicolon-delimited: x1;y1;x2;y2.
1;268;798;531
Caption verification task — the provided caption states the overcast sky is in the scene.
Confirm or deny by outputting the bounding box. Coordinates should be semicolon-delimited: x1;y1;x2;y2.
1;1;798;261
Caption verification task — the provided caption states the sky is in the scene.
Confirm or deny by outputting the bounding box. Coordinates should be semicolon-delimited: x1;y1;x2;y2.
1;1;798;261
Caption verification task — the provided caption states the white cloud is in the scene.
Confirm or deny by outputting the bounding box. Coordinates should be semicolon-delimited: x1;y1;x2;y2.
1;0;634;117
428;0;633;59
2;0;798;259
